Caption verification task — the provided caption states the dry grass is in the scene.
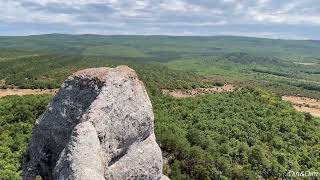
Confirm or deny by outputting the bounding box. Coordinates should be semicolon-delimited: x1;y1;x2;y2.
0;88;58;97
282;96;320;117
162;84;235;98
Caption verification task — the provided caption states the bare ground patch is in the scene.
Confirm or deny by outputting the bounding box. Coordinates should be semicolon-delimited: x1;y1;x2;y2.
282;95;320;117
163;84;235;98
0;88;58;97
293;62;318;66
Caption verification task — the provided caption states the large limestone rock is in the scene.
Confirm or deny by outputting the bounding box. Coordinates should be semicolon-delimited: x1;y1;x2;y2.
23;66;165;180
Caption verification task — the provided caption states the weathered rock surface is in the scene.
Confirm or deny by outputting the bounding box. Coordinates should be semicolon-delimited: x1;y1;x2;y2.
23;66;165;180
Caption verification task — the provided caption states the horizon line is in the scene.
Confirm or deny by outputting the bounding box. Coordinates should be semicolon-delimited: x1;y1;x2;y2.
0;33;318;41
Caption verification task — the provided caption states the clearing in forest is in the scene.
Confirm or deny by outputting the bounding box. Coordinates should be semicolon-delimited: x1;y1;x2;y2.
0;89;58;97
282;95;320;117
162;84;235;98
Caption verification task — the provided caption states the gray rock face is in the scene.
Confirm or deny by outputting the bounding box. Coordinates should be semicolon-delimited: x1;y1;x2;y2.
24;66;165;180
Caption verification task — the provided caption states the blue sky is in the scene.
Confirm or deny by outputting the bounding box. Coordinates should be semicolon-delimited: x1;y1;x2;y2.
0;0;319;39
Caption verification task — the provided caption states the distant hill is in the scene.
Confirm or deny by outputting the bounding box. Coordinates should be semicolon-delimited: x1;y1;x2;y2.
0;34;319;61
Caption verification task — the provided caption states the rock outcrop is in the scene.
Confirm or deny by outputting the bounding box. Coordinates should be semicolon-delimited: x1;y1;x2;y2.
23;66;166;180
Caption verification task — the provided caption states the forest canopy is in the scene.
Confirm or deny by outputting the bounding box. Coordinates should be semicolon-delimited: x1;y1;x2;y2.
0;95;51;179
154;88;320;179
1;88;319;179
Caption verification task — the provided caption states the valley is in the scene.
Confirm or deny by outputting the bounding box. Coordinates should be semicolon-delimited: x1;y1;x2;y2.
0;35;319;180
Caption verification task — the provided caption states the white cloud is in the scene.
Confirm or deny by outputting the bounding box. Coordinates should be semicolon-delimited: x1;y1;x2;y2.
247;0;320;25
1;0;319;25
249;10;320;25
0;0;75;23
0;0;319;38
158;0;205;13
21;0;113;6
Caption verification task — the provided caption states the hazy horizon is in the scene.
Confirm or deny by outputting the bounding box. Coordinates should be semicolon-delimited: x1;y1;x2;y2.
1;0;319;40
1;33;319;41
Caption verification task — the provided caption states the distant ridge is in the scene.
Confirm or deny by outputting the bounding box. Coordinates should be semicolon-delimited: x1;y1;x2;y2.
1;33;317;41
0;34;319;60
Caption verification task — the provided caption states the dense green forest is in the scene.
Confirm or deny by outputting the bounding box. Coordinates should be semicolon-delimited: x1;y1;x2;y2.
154;89;320;179
1;89;319;179
0;95;52;179
0;35;320;179
1;53;319;98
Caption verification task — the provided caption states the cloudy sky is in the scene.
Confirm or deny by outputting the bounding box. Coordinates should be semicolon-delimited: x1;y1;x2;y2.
0;0;319;39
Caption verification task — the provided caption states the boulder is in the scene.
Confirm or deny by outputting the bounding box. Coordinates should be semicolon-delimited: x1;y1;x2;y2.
23;66;165;180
